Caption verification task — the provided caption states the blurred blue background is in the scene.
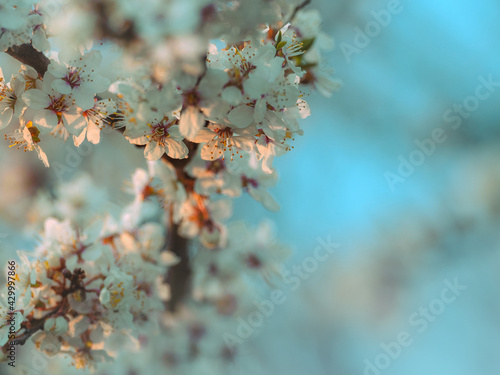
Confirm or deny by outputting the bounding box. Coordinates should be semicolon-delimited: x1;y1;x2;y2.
231;0;500;374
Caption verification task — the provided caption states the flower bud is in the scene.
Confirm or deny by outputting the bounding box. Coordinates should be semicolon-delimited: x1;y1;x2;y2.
62;268;72;279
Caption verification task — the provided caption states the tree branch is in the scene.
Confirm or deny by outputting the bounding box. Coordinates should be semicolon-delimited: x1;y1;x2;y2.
162;143;198;313
286;0;312;25
165;222;192;312
5;42;200;313
5;44;50;77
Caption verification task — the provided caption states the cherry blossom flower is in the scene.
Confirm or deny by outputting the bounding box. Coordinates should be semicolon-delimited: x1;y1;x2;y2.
179;193;232;248
232;221;289;280
0;74;27;130
127;114;188;160
254;129;297;174
236;67;301;127
0;0;43;51
4;120;49;166
48;50;110;110
242;173;280;212
177;70;227;140
70;98;117;146
186;151;234;196
22;77;80;140
193;124;255;161
150;161;187;223
274;27;306;76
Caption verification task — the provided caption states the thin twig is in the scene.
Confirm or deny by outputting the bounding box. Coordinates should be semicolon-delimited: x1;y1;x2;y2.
11;310;57;347
286;0;312;25
5;44;50;77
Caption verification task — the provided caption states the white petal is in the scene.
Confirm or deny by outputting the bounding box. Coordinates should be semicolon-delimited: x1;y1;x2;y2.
12;75;26;97
232;135;256;151
191;128;215;143
254;98;267;123
22;89;50;110
81;50;102;68
267;58;284;82
123;125;147;139
64;113;87;133
0;109;13;130
244;75;270;99
73;129;87;147
35;146;50;167
51;78;73;95
127;136;148;145
202;101;231;121
32;27;50;52
161;251;180;266
165;139;188;159
34;109;58;131
86;121;101;144
144;141;164;160
228;105;254;128
72;88;95;111
58;49;79;64
200;140;222;161
167;125;182;139
221;86;243;105
47;62;66;78
91;75;110;93
248;188;280;212
179;106;205;140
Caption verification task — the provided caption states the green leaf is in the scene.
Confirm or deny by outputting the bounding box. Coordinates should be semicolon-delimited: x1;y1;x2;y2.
301;38;315;52
299;62;318;70
276;30;282;44
276;41;287;51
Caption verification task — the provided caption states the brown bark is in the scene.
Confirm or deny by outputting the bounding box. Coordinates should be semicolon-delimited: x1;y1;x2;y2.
165;222;192;312
162;144;198;312
287;0;312;24
5;44;49;76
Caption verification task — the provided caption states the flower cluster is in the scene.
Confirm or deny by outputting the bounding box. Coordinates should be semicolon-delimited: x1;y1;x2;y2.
92;221;289;375
0;0;49;52
1;0;337;173
0;0;337;372
0;173;178;370
0;170;288;372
